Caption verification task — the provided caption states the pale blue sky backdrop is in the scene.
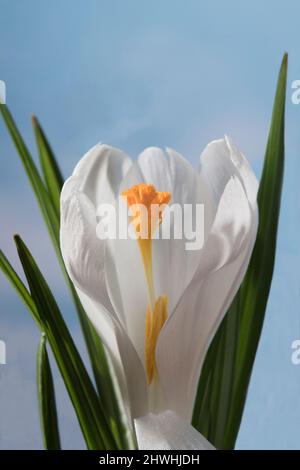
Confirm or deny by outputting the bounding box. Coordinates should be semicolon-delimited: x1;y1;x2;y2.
0;0;300;449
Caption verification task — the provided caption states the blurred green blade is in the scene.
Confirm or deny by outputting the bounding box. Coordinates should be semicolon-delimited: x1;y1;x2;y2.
37;334;61;450
14;235;117;450
193;53;287;449
32;116;64;216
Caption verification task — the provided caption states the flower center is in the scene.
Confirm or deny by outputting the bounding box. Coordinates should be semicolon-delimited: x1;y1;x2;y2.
122;183;171;384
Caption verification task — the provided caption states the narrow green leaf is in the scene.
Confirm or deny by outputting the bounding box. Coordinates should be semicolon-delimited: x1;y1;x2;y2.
37;333;61;450
32;116;64;216
193;53;288;449
14;235;117;450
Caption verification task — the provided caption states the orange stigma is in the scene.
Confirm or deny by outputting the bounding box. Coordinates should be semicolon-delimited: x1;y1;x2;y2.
122;183;171;239
122;183;171;384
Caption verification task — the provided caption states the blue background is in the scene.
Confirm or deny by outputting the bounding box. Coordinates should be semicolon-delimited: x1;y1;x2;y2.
0;0;300;449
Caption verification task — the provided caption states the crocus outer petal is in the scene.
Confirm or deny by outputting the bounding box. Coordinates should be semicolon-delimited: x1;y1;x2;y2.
63;143;132;206
61;190;114;311
199;136;258;207
134;410;215;450
60;143;132;310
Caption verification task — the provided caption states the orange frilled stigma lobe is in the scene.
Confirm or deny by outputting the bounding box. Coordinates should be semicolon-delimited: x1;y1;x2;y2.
121;183;171;239
121;183;171;385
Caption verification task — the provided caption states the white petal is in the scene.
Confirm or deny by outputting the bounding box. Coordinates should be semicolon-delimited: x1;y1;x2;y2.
199;136;258;210
60;143;131;313
136;146;172;192
156;174;258;420
161;148;215;312
62;143;132;206
105;229;149;365
61;191;114;311
134;410;215;450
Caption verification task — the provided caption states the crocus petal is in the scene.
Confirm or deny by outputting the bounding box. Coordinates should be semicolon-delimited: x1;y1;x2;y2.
61;190;114;311
156;138;258;420
134;410;215;450
60;143;132;311
62;143;132;206
199;136;258;209
105;228;149;365
136;146;172;193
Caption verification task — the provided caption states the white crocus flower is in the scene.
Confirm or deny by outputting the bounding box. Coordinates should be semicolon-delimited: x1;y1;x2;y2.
60;136;258;450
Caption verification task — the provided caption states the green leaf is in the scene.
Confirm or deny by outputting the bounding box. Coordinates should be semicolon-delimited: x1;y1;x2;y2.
14;234;117;450
32;116;64;217
37;333;61;450
193;53;288;449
